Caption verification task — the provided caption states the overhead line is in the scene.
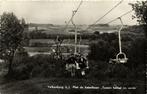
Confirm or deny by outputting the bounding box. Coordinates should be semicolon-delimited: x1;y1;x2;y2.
106;10;133;24
86;0;123;30
64;0;83;31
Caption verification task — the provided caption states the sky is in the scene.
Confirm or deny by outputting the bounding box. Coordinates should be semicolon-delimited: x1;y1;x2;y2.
0;0;141;25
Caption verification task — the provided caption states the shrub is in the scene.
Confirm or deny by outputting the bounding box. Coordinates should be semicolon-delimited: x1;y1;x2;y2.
12;54;66;80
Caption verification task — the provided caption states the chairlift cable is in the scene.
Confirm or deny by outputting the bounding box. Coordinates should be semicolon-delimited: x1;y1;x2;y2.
86;0;123;30
64;0;83;31
106;10;133;24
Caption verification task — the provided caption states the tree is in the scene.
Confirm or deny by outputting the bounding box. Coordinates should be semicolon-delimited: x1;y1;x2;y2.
131;1;147;24
130;1;147;36
0;12;25;75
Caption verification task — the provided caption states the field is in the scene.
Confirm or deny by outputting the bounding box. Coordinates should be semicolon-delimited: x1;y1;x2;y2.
25;38;90;56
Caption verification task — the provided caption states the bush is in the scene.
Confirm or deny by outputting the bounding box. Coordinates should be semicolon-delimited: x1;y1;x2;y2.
88;33;145;80
88;39;116;61
12;54;66;80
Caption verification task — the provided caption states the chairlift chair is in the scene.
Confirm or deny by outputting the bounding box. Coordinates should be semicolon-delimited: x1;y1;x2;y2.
109;17;128;64
109;52;128;64
116;52;128;63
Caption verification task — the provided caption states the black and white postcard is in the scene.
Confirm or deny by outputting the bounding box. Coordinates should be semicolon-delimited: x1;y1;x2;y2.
0;0;146;94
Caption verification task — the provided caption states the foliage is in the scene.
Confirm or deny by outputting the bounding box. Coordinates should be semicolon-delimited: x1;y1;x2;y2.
88;33;118;61
11;54;66;80
25;30;100;40
88;39;110;61
10;33;145;81
130;1;147;24
88;30;145;80
130;1;147;36
0;12;25;75
126;37;145;81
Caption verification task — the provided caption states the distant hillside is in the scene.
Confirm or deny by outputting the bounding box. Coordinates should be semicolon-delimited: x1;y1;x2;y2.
26;23;133;35
89;24;109;27
29;23;54;27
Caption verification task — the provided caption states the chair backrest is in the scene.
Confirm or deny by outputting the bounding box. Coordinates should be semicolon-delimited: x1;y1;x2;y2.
116;52;128;63
116;52;126;59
